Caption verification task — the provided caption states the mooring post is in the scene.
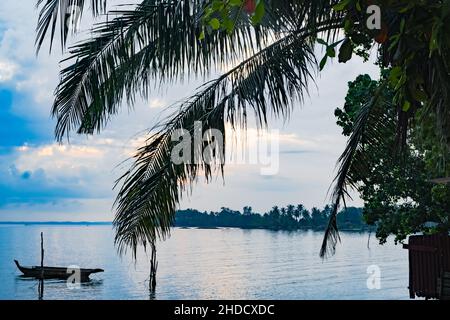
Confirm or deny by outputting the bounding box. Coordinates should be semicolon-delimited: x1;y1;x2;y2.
38;232;44;300
40;232;44;275
149;241;158;294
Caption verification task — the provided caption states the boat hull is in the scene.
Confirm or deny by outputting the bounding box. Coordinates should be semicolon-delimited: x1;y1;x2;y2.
14;260;103;282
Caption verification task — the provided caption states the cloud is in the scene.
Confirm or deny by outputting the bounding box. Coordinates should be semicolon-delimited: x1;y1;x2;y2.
0;2;62;119
0;163;84;207
0;2;377;220
0;136;144;212
149;98;167;109
0;59;17;82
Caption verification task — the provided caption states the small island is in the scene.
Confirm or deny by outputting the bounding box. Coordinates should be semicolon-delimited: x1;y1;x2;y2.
175;205;371;232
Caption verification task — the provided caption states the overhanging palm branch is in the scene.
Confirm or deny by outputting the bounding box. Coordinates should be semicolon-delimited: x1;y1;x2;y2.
36;0;450;260
52;0;276;141
41;0;347;257
113;24;346;256
320;81;397;258
51;0;341;141
36;0;107;52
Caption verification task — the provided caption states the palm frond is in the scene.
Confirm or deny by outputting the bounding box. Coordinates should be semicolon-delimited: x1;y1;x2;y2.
52;0;343;141
320;81;396;258
43;0;344;256
36;0;107;52
52;0;275;141
113;24;342;256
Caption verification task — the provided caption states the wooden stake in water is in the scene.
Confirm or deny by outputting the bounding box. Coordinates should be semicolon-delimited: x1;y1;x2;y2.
40;233;44;273
38;232;44;300
149;241;158;295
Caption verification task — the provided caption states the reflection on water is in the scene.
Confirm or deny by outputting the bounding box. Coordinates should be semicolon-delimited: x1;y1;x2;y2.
15;276;104;300
0;225;409;300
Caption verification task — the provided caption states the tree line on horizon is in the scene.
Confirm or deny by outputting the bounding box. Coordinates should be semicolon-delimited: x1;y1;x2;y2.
175;205;369;231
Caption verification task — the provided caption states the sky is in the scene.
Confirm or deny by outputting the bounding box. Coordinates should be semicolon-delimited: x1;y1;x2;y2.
0;1;379;221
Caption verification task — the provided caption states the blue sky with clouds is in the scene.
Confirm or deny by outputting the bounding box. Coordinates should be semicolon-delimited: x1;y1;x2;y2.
0;1;379;221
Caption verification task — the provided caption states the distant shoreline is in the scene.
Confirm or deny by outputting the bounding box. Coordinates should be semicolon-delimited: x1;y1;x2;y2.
0;221;372;233
0;206;372;232
0;221;112;226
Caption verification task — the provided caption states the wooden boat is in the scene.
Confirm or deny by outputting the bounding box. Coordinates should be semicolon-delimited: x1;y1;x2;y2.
14;260;103;282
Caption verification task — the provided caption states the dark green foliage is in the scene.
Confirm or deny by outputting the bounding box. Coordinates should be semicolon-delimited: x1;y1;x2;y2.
334;74;382;137
321;76;394;257
175;205;369;231
334;74;450;245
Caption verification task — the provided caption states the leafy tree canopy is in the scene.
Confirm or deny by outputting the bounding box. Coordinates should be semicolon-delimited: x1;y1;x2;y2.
175;205;369;231
335;73;450;244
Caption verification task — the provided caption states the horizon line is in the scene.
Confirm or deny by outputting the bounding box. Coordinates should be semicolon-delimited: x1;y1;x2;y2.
0;221;113;225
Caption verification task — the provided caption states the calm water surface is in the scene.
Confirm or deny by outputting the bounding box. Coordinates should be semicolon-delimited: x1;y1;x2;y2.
0;225;409;300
